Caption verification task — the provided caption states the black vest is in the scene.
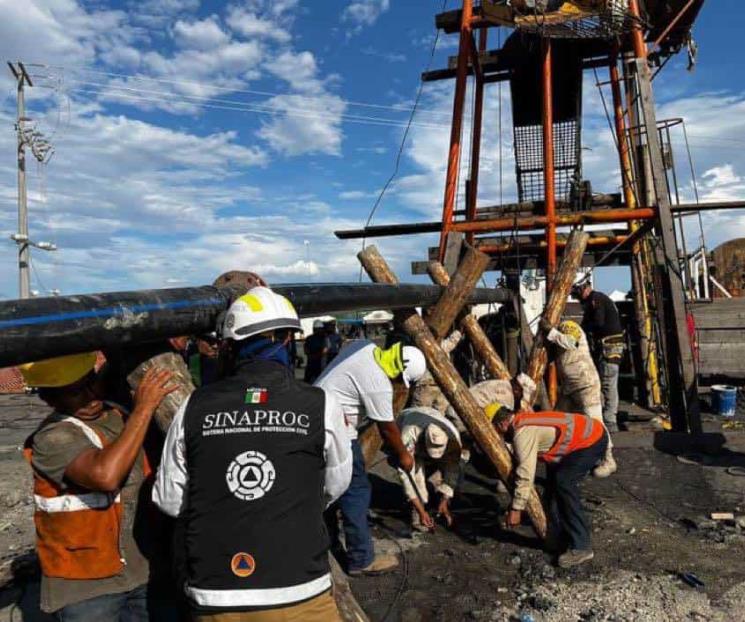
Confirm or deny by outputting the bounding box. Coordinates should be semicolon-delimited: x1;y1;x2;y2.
182;359;328;610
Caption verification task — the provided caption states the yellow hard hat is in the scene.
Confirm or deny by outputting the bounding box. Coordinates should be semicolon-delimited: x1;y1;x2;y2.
19;352;97;388
558;320;583;342
485;401;515;424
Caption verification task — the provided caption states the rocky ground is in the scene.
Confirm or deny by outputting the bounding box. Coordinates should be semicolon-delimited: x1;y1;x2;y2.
0;393;743;621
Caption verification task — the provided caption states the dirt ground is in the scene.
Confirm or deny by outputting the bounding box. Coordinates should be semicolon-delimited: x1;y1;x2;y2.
0;394;744;621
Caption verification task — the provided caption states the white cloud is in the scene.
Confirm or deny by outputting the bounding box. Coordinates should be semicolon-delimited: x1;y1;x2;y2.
342;0;390;32
173;17;230;50
339;190;376;200
0;0;134;69
257;93;346;156
226;7;292;43
265;50;326;94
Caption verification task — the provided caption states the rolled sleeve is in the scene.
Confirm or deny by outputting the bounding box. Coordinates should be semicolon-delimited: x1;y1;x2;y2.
152;398;189;517
437;457;461;499
511;428;540;511
322;391;353;507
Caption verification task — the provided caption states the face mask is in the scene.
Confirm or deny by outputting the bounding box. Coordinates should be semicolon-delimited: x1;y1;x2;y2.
238;337;292;368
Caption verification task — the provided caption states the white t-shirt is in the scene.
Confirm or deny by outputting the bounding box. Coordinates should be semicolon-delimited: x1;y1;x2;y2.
315;340;394;440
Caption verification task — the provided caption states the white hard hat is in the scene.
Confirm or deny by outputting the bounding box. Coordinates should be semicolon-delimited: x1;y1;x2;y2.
313;319;324;329
425;423;449;459
222;286;301;341
401;345;427;387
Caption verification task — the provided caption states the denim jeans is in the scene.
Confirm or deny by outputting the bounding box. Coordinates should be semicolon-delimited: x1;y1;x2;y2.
325;440;374;572
599;360;620;430
546;433;608;551
55;584;149;622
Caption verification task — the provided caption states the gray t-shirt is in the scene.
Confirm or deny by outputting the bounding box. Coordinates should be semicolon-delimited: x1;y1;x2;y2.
30;410;150;613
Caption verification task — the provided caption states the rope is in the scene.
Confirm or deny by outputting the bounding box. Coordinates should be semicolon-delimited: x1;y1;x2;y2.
357;0;449;281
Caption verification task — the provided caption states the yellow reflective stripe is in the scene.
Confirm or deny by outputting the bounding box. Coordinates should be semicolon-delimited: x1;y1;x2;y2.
237;293;264;312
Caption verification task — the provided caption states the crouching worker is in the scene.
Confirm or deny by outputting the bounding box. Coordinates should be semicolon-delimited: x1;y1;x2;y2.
486;403;608;569
152;287;352;621
21;353;176;620
397;407;463;532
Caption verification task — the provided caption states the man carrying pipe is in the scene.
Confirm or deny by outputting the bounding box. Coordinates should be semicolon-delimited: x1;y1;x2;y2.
539;318;618;477
315;339;427;575
20;354;176;620
152;286;352;621
396;407;464;532
486;402;608;568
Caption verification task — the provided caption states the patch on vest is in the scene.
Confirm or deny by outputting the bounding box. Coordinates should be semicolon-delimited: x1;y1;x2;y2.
244;387;268;404
226;450;276;501
231;552;256;577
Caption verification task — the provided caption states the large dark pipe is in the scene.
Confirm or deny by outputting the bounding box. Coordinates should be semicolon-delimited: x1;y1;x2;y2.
0;283;512;367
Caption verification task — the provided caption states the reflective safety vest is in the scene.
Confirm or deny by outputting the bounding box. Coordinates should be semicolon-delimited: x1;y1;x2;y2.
514;412;605;464
24;417;124;580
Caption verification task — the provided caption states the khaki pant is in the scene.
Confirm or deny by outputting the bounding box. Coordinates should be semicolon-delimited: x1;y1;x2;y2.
193;590;341;622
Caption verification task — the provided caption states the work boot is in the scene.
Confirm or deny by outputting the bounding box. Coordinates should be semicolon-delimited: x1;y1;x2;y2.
558;549;594;569
348;554;399;577
593;453;617;478
410;508;430;533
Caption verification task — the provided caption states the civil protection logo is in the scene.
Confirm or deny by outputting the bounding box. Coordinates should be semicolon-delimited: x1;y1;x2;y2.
226;450;276;501
231;552;256;578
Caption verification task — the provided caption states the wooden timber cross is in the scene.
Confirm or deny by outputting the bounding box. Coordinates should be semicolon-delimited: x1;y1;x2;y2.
526;230;590;388
358;244;548;539
427;260;512;380
358;245;499;464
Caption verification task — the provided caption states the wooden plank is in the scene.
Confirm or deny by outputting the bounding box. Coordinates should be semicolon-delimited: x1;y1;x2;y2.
697;329;745;343
359;245;548;539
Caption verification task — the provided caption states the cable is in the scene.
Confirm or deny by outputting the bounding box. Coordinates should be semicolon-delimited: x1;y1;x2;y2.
28;63;452;119
64;78;449;129
357;0;449;281
66;86;447;131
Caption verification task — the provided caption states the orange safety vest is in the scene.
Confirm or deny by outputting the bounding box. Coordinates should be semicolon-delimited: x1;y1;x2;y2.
514;411;605;464
24;416;125;580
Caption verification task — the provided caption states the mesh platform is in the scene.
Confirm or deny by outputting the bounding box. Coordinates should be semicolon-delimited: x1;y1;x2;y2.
483;1;640;39
514;120;580;203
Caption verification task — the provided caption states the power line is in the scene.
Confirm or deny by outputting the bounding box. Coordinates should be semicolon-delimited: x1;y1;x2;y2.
28;63;452;119
64;80;450;130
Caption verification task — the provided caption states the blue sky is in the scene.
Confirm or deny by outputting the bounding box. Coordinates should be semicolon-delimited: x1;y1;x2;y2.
0;0;743;299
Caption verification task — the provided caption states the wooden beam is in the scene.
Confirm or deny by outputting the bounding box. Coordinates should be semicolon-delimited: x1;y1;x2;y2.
427;261;511;380
426;244;489;340
358;245;547;539
526;230;590;389
330;556;370;622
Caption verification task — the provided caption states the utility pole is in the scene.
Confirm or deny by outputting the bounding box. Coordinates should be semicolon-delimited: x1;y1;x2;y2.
8;61;56;299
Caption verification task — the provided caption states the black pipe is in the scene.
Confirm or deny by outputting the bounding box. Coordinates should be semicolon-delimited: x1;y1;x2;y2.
0;283;512;367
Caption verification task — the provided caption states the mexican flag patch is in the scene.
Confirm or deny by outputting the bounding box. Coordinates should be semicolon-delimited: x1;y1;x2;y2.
245;387;268;404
